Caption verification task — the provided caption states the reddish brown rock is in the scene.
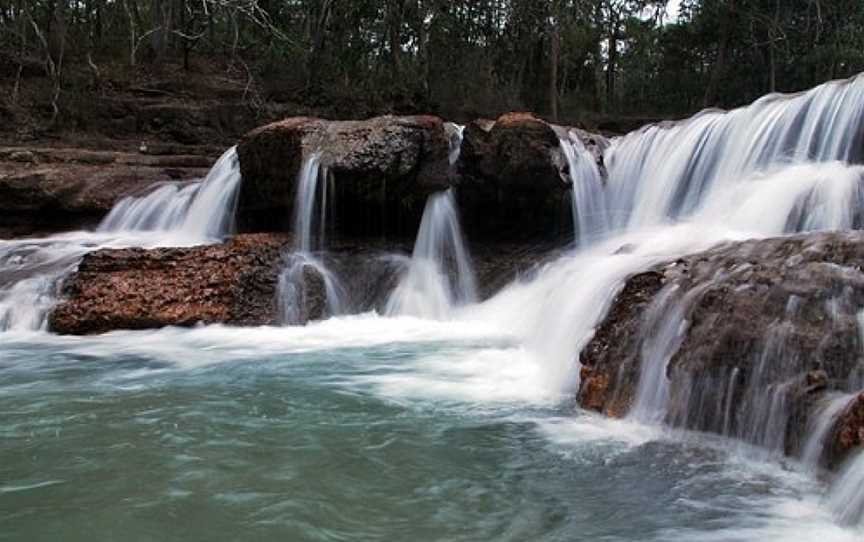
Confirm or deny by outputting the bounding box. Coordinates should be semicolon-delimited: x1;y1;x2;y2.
828;393;864;468
577;270;665;416
48;234;291;334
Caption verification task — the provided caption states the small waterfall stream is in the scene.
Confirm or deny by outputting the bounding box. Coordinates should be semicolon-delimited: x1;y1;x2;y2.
276;151;346;325
830;451;864;527
0;147;244;331
386;122;477;320
386;189;477;319
98;146;242;240
560;134;609;246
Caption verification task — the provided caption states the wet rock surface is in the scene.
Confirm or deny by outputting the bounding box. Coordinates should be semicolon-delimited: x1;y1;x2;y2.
578;232;864;466
49;234;291;334
236;115;450;236
48;234;559;335
457;113;604;240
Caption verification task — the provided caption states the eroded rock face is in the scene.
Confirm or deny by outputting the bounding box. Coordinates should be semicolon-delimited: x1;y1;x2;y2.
578;232;864;465
457;113;605;240
48;234;291;334
236;115;450;237
0;147;211;235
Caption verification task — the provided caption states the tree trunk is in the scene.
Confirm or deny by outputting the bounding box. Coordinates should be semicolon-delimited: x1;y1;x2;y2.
606;20;619;113
151;0;168;63
549;21;560;121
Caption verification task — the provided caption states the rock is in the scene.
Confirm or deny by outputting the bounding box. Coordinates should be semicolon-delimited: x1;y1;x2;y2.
828;393;864;469
0;147;212;235
578;232;864;463
236;115;451;236
9;150;36;163
457;112;605;240
578;270;665;417
46;231;556;335
48;234;292;334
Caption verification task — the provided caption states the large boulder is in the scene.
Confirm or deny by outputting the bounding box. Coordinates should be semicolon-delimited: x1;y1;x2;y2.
0;146;212;235
49;234;291;334
578;232;864;465
457;113;605;240
236;115;451;237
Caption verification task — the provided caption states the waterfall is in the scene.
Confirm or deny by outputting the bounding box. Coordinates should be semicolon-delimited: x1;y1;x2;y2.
276;152;345;324
445;122;465;165
98;147;242;241
292;151;330;253
603;74;864;230
277;253;347;325
0;147;244;332
470;75;864;413
801;393;858;467
829;451;864;527
560;134;609;246
627;284;687;425
386;189;477;319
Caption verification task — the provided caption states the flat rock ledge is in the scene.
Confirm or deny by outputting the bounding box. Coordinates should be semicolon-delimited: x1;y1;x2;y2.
577;231;864;469
0;145;213;235
49;234;291;334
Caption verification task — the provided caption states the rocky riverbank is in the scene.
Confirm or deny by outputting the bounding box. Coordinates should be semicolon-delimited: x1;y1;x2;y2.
578;231;864;469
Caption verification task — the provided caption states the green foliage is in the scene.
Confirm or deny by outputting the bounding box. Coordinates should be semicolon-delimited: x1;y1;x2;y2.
0;0;862;121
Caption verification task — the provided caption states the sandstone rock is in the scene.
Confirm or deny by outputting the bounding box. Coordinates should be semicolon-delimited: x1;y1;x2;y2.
578;232;864;464
236;115;451;236
49;234;292;334
0;147;212;235
457;112;605;240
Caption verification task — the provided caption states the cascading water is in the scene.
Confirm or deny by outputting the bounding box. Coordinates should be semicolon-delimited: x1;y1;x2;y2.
98;147;242;240
468;75;864;466
802;393;858;467
0;147;243;332
445;122;465;166
292;152;328;253
560;133;609;246
4;76;864;540
603;74;864;229
276;151;346;324
386;189;477;319
829;451;864;527
386;123;477;320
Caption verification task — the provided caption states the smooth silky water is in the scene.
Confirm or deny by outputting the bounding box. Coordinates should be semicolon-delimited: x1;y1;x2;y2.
1;320;859;542
4;76;864;540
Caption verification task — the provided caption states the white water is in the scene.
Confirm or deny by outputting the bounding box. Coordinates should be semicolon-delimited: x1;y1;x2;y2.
560;134;609;246
98;147;242;240
277;252;347;325
0;147;243;331
829;451;864;526
386;125;476;320
445;122;465;165
292;151;329;253
604;74;864;229
802;393;858;467
386;189;477;319
276;151;346;324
